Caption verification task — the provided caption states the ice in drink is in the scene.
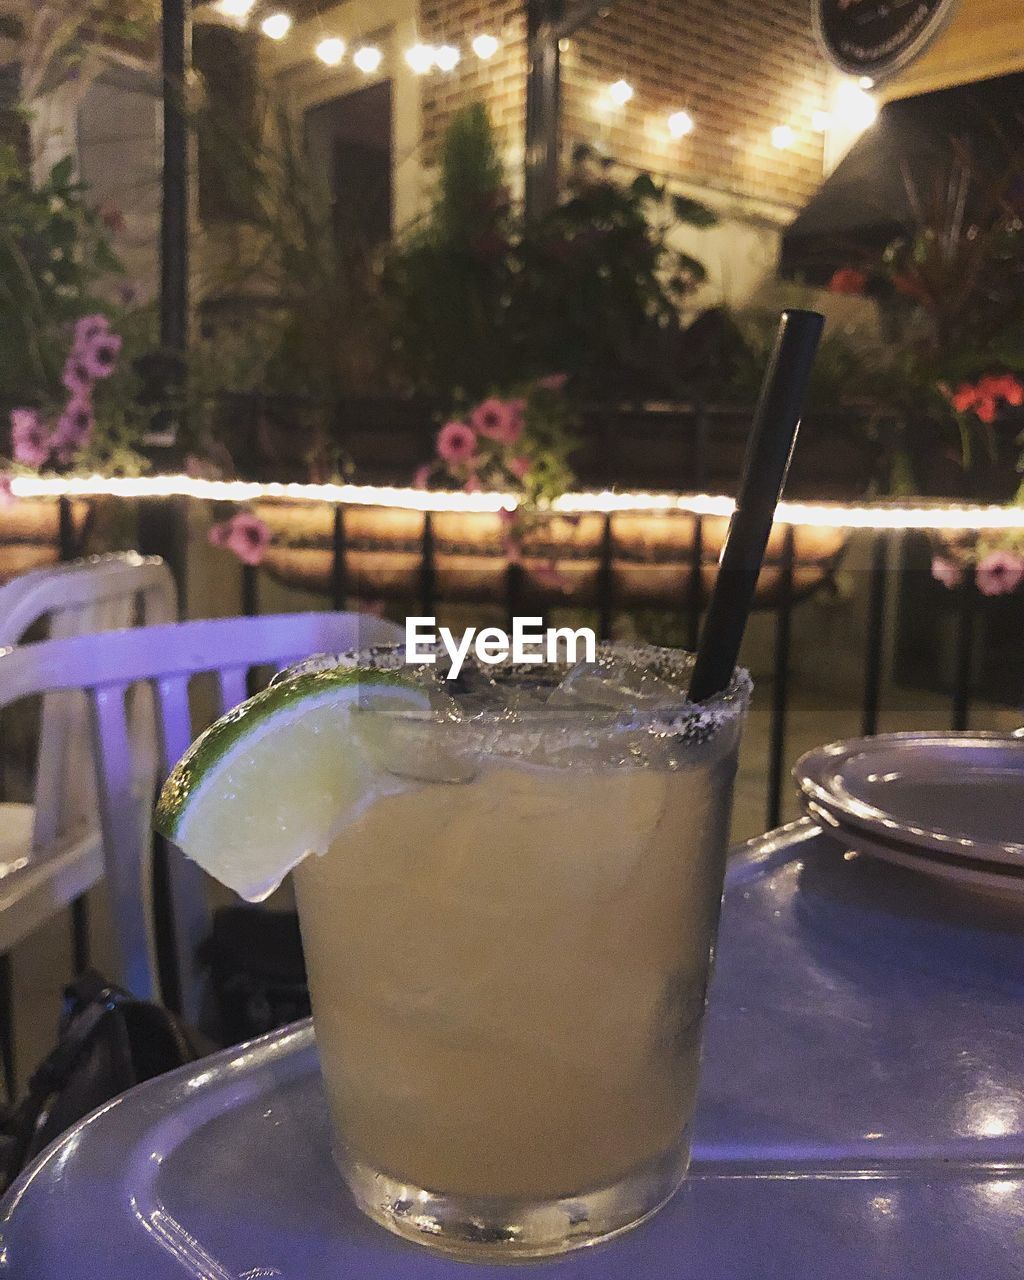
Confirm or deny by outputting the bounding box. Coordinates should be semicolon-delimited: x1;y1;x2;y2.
290;645;750;1255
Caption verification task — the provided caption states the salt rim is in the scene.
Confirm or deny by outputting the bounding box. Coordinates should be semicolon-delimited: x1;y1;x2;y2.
277;642;752;758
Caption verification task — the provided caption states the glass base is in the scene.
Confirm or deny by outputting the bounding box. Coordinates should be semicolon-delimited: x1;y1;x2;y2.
338;1139;690;1261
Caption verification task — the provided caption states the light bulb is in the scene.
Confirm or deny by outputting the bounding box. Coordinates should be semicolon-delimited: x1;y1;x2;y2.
353;45;382;73
833;80;878;132
472;34;499;60
405;43;435;74
811;109;831;133
859;75;874;88
771;124;795;150
667;110;694;138
215;0;255;17
434;43;460;72
315;37;346;66
608;79;634;106
260;12;291;39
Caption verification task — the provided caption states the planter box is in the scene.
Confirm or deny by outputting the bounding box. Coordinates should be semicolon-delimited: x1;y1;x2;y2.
0;498;92;584
253;499;847;610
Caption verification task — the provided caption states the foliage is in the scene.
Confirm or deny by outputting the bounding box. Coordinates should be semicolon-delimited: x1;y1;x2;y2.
195;101;391;406
0;147;121;407
3;309;150;478
382;104;516;401
2;1;157;102
415;378;577;508
821;134;1024;500
384;106;718;401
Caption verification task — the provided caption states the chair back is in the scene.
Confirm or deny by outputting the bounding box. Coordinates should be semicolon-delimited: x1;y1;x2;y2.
0;554;177;849
0;611;403;1021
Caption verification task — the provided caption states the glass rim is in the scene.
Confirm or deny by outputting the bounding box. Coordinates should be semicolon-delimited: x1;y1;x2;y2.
279;642;752;757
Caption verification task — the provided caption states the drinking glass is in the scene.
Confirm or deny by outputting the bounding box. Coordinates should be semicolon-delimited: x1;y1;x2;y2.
292;646;751;1259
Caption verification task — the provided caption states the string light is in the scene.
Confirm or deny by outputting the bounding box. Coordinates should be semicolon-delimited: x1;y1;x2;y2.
608;79;634;106
215;0;255;17
259;11;291;39
472;34;500;59
10;474;1024;531
405;43;435;74
771;124;795;150
315;36;346;65
667;110;694;138
859;75;874;89
833;79;877;132
434;44;461;72
353;45;382;73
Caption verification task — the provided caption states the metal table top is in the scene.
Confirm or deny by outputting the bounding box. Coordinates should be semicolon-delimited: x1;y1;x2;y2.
3;819;1022;1278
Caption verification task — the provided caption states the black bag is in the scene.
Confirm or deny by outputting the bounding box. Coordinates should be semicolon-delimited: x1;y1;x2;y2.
202;906;310;1046
0;970;211;1195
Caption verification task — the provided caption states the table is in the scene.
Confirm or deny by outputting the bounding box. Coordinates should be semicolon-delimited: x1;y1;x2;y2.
3;819;1023;1277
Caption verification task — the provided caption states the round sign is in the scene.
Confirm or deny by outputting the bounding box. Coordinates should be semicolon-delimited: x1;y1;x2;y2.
814;0;959;79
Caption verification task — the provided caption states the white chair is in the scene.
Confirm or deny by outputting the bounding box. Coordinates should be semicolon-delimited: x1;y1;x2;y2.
0;612;403;1035
0;554;177;1091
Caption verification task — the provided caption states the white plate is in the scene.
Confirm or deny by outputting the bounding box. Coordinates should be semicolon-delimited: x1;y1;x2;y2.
794;733;1024;868
801;798;1024;900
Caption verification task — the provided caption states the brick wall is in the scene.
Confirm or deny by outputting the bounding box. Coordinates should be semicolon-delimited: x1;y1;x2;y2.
418;0;528;167
563;0;829;209
419;0;829;211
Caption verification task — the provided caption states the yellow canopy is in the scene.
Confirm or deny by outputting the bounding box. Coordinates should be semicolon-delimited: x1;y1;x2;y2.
881;0;1024;100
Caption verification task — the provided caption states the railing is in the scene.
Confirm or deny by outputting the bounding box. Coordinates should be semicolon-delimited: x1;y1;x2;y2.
210;392;884;497
217;504;996;833
198;391;1008;837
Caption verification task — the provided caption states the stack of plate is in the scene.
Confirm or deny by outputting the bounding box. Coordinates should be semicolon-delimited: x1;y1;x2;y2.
794;732;1024;897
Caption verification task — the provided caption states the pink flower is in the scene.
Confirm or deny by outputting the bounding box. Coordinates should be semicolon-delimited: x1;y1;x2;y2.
0;475;16;507
502;533;523;565
534;558;570;591
975;397;997;424
537;373;568;392
949;383;977;414
99;203;125;233
412;464;432;489
827;267;867;296
208;512;271;566
62;353;93;396
470;397;525;444
980;373;1024;408
73;314;110;352
463;473;482;493
1001;377;1024;407
975;550;1024;597
52;395;94;463
10;408;51;468
508;454;531;480
184;454;222;481
79;332;122;380
893;273;926;303
931;555;963;590
437;420;477;464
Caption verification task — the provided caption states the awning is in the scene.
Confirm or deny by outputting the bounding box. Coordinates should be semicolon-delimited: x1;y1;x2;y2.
780;71;1024;281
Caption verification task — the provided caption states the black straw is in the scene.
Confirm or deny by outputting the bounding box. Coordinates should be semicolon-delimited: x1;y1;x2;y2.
689;309;824;702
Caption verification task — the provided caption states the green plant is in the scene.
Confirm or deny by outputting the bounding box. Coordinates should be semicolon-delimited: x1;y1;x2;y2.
385;106;718;401
820;135;1024;498
195;100;391;406
2;1;157;102
415;378;578;507
0;147;121;406
383;103;516;400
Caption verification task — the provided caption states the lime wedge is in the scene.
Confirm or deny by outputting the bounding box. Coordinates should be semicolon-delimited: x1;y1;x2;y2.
155;668;427;901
